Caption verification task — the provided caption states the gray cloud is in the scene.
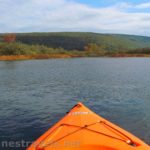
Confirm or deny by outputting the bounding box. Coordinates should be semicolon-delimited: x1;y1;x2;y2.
0;0;150;36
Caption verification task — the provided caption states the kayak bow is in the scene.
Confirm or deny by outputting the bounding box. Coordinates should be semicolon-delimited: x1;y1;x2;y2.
27;102;150;150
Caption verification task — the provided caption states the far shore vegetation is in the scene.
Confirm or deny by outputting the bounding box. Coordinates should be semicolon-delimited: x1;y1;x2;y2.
0;33;150;60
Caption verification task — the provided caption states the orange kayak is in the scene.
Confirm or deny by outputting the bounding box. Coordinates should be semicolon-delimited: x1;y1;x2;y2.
27;102;150;150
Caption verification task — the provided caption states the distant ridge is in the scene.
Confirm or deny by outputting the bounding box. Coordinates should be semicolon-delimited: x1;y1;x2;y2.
1;32;150;51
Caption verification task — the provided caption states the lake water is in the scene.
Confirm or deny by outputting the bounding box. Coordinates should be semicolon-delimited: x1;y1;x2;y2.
0;58;150;149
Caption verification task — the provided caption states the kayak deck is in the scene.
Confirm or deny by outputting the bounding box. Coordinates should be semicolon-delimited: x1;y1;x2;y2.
27;102;150;150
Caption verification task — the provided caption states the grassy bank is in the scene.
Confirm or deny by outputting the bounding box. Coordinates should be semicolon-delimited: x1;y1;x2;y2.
1;53;150;61
0;42;150;60
0;54;76;61
0;42;105;60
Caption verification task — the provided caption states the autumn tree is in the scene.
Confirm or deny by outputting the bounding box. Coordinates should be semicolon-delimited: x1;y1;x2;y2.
84;43;105;55
3;34;16;43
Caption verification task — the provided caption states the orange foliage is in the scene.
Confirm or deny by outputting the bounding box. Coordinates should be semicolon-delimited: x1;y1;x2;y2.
3;34;16;43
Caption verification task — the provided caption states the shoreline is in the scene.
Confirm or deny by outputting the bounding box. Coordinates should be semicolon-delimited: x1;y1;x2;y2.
0;54;77;61
0;54;150;61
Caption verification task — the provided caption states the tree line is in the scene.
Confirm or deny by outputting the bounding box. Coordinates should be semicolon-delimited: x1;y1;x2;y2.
0;34;150;56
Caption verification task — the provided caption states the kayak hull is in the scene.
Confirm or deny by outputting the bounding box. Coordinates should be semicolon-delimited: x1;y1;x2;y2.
27;102;150;150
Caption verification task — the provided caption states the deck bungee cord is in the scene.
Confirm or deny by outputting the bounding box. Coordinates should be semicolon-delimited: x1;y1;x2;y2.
27;102;150;150
36;121;136;150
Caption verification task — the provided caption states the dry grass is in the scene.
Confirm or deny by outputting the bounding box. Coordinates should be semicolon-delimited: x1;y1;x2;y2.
0;54;76;61
110;53;150;57
0;53;150;61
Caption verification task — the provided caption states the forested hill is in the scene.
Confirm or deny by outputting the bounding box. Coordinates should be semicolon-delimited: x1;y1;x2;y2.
1;32;150;51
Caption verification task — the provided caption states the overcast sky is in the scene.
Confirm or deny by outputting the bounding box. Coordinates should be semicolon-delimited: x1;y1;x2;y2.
0;0;150;36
